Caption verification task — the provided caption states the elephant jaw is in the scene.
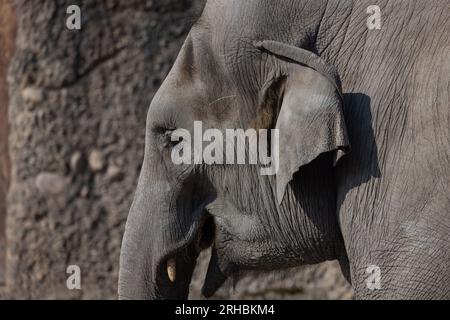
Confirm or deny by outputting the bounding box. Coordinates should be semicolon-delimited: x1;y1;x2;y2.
160;214;229;298
163;248;229;298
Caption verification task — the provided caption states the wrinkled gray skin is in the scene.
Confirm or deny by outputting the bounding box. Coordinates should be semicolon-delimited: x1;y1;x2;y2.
119;0;450;299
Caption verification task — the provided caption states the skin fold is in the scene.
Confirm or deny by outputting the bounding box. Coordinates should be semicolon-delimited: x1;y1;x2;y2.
119;0;450;299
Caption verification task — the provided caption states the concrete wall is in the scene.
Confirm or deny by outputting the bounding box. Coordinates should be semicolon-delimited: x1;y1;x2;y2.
2;0;353;299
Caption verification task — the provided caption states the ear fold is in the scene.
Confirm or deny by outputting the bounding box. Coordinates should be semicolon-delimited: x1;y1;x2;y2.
255;40;350;204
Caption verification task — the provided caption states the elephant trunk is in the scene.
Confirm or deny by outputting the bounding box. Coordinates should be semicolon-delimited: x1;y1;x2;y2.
118;152;202;299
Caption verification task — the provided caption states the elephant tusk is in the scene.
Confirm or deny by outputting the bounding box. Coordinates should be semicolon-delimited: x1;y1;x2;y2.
167;258;176;282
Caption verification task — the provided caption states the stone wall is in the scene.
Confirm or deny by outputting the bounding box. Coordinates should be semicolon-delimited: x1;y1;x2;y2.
3;0;353;299
0;0;16;287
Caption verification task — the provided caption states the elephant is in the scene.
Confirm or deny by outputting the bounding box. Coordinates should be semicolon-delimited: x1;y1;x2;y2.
119;0;450;299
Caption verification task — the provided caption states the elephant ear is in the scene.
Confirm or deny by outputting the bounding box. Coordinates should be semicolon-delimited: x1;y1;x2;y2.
254;40;350;204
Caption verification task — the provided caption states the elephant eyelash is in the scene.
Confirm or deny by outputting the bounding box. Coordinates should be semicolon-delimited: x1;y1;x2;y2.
153;125;173;135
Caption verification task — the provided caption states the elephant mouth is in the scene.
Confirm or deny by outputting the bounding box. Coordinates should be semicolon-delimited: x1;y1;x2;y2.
196;215;230;297
196;214;216;252
159;213;228;298
197;215;235;298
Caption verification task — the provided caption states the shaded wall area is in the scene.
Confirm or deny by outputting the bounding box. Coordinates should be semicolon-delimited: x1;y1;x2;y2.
4;0;352;299
0;0;16;286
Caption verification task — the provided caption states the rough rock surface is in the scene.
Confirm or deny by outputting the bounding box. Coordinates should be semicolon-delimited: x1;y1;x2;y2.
0;0;16;288
4;0;353;299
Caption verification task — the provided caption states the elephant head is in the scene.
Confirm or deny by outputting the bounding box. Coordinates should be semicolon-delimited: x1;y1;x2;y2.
119;0;350;299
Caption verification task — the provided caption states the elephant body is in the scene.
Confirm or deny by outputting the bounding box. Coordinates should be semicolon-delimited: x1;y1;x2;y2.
330;1;449;298
119;0;450;299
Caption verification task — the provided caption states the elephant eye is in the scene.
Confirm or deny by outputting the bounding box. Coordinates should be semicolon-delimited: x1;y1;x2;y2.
153;126;182;149
163;130;182;148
